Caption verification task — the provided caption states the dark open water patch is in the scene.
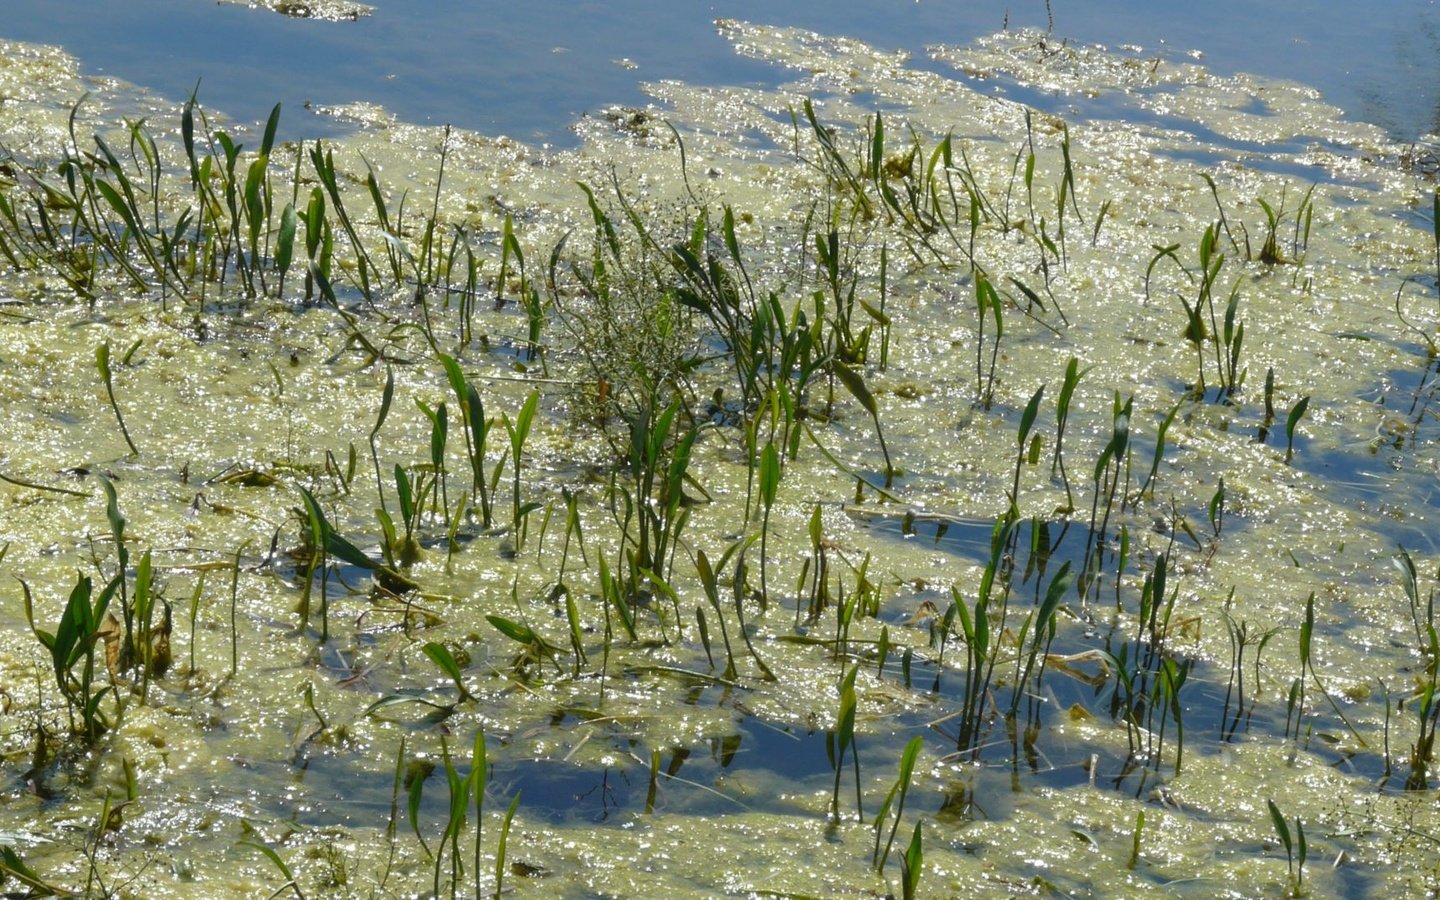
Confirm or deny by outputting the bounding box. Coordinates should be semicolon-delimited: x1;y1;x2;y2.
6;1;1440;145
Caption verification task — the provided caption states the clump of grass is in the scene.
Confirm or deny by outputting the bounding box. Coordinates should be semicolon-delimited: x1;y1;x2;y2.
20;571;117;741
552;184;698;428
1247;187;1315;267
939;518;1018;756
1176;223;1246;399
1220;610;1277;742
297;486;418;638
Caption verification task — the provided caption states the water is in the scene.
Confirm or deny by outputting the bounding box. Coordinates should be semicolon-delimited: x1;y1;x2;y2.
6;0;1440;145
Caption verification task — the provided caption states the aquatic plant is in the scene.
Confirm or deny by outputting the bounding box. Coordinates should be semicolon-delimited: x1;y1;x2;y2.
127;549;172;702
613;396;698;631
1267;798;1307;895
938;518;1019;755
486;613;563;678
1050;356;1087;511
500;390;541;553
1151;655;1190;773
65;104;183;301
812;222;896;482
973;274;1005;409
1144;240;1186;307
435;737;468;896
1134;401;1182;506
1009;561;1073;721
831;551;881;663
1249;187;1315;267
1285;395;1310;463
20;572;117;741
1008;385;1044;518
1081;393;1132;599
827;662;862;822
665;204;765;417
422;641;477;704
798;502;832;625
1192;490;1221;571
294;487;341;638
308;140;380;303
1407;619;1440;790
693;546;740;681
379;461;433;571
757;440;780;610
728;537;776;681
1127;809;1145;871
242;835;304;899
440;354;496;529
95;341;139;457
494;791;521;900
398;728;515;900
899;821;924;900
1174;222;1247;399
872;734;923;872
297;486;417;635
0;845;67;896
470;731;488;897
1293;591;1366;748
1220;610;1278;741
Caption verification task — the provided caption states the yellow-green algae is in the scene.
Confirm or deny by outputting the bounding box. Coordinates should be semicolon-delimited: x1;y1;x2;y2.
0;18;1439;898
218;0;374;22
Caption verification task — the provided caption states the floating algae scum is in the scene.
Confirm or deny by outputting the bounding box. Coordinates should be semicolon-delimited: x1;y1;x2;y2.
2;15;1440;898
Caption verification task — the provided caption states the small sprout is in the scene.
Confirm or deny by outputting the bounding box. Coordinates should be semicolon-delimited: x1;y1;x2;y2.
422;641;477;702
96;342;139;457
1285;396;1310;463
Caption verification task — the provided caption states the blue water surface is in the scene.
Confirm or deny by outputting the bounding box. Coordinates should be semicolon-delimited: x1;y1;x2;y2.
5;1;1439;145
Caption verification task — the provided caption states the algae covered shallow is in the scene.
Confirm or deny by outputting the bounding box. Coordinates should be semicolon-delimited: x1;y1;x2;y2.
1;14;1440;898
218;0;375;22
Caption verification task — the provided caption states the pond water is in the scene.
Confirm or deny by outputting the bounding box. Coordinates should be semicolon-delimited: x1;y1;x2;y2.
4;3;1440;898
7;1;1440;144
